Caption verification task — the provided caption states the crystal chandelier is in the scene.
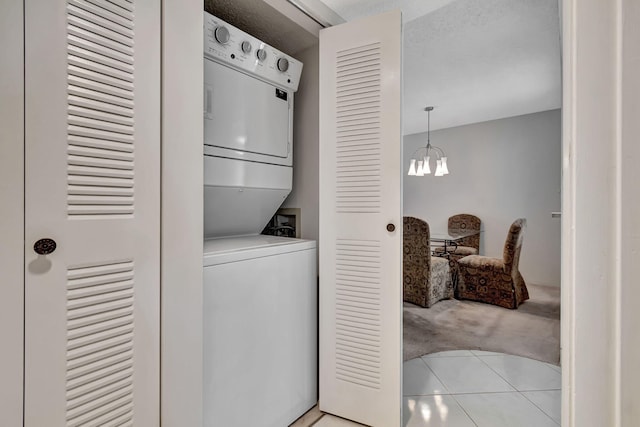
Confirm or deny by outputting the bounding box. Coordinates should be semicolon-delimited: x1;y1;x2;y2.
407;106;449;177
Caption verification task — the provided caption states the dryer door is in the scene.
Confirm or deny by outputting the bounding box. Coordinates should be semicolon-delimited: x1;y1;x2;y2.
204;59;291;160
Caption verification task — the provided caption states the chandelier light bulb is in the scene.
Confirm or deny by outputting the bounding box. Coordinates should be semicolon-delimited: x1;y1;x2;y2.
423;156;431;174
441;157;449;175
416;160;425;176
408;159;417;176
435;159;444;177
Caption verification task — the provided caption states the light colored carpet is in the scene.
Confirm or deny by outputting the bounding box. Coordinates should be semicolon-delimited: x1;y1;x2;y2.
403;284;560;365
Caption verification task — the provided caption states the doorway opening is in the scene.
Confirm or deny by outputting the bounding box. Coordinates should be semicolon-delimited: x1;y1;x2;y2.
400;1;562;425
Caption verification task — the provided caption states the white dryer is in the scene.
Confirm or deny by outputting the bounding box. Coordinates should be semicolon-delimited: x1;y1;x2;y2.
203;12;303;238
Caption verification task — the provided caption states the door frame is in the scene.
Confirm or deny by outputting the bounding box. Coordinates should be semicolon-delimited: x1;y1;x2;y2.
560;0;639;425
0;0;24;425
160;0;204;425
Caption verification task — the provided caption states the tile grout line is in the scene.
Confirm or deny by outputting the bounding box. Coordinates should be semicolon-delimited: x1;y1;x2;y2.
516;390;560;425
404;388;560;397
426;353;516;393
406;352;561;426
451;389;561;427
417;355;453;396
451;352;498;427
474;354;561;426
475;353;562;394
417;356;479;427
518;391;562;426
422;351;479;359
474;353;519;391
449;392;480;427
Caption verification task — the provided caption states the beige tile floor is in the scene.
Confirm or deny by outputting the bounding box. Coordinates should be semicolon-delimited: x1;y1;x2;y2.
291;350;561;427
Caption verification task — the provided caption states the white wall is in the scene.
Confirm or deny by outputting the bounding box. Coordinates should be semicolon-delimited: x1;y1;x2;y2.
403;109;561;286
282;44;320;245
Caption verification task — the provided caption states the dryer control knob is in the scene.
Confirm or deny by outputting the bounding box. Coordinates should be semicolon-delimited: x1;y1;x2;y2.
256;48;267;62
277;57;290;72
214;26;230;44
241;41;252;54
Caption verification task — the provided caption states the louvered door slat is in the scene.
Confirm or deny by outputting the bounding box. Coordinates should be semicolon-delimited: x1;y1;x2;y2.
65;260;136;425
68;145;134;160
69;108;134;128
68;97;134;119
83;0;134;20
106;0;134;13
66;375;132;411
69;0;134;31
67;45;134;75
68;135;134;152
67;15;134;48
68;66;134;91
69;153;133;167
69;126;134;144
68;25;134;56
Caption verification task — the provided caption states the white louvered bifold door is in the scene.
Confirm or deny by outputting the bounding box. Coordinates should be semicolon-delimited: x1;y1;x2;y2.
319;10;402;427
24;1;160;425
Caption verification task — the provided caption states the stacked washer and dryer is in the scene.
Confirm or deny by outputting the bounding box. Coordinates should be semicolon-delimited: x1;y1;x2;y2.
202;12;317;427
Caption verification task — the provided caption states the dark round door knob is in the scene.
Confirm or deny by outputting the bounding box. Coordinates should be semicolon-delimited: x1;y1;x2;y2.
34;238;56;255
386;223;396;232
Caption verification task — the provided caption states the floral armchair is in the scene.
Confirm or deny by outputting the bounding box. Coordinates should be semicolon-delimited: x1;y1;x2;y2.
403;216;453;308
456;218;529;309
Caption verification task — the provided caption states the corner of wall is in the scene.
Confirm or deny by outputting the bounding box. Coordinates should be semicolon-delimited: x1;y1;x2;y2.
283;43;320;246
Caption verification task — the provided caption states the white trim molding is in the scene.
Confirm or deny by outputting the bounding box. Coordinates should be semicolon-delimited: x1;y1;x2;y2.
0;0;24;425
161;1;204;425
562;0;640;425
618;0;640;425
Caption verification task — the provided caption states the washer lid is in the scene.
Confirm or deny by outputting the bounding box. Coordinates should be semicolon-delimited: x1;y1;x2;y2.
203;235;316;266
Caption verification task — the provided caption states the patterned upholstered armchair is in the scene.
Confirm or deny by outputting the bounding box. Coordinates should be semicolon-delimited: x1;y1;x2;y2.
456;218;529;309
434;214;482;261
403;217;453;308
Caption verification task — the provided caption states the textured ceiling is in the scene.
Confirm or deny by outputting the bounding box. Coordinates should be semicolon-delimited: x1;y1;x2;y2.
322;0;562;133
321;0;458;23
205;0;561;133
204;0;319;56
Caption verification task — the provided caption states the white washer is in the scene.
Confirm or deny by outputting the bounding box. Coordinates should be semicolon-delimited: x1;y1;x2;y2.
203;236;317;427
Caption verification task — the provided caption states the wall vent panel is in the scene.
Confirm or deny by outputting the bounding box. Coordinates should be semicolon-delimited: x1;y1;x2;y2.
67;0;135;219
334;239;381;389
66;259;135;426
